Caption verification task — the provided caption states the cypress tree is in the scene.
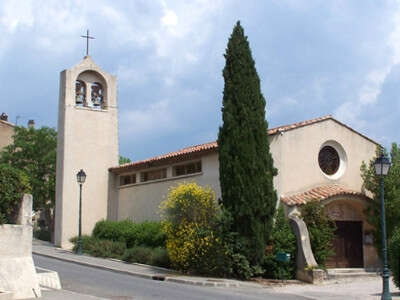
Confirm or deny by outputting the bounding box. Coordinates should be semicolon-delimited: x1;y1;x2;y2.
218;21;277;265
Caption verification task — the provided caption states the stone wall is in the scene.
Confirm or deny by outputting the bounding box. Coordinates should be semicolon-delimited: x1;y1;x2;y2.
0;194;41;299
0;119;14;151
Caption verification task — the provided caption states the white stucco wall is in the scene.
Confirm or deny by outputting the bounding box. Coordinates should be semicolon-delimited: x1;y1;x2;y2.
274;119;377;199
116;154;220;222
55;56;119;248
113;118;377;223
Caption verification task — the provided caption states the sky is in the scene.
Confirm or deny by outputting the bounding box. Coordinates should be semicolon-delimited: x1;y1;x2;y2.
1;0;400;161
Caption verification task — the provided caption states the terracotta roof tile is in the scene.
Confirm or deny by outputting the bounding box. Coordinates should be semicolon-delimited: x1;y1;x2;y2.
110;114;378;173
110;141;218;173
281;185;366;206
267;115;332;135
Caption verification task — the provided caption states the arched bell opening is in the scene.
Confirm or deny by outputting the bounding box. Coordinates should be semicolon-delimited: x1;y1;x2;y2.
75;70;107;109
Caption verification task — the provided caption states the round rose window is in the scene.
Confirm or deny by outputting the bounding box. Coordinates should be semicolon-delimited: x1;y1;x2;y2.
318;146;340;175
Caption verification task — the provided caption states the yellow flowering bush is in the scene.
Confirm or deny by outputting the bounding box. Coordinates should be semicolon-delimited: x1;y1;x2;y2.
160;182;224;274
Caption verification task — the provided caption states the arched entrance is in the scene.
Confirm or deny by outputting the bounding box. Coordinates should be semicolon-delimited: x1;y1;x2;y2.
323;196;372;268
282;185;380;270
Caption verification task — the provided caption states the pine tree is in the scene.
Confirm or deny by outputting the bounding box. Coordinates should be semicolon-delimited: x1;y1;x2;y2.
217;21;277;265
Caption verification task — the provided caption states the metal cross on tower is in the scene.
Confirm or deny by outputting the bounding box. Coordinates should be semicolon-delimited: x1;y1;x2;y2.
81;30;95;56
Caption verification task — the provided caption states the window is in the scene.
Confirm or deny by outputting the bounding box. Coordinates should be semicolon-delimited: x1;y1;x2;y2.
120;174;136;186
318;146;340;175
173;161;202;177
140;168;167;182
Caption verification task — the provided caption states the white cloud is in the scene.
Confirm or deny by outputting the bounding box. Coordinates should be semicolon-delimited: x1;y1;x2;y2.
335;3;400;129
0;0;34;32
161;9;178;27
119;99;178;138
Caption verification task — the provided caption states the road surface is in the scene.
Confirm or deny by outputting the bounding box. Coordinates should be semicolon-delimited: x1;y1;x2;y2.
33;254;309;300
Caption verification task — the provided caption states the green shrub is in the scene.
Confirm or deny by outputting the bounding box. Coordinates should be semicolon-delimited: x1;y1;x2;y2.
70;235;126;259
92;219;133;243
34;228;52;242
214;213;259;280
126;221;166;248
122;246;153;264
150;247;170;268
389;226;400;288
263;206;297;279
224;246;254;280
122;246;170;268
0;163;31;224
160;183;225;275
92;219;166;248
301;201;336;267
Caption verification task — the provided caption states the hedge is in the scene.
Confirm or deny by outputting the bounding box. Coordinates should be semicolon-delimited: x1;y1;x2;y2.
92;219;166;248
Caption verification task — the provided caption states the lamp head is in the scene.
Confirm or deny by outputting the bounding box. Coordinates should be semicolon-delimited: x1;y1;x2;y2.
76;169;87;184
374;153;391;176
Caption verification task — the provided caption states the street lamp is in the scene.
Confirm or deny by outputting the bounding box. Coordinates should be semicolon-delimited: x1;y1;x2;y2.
76;169;86;255
374;153;392;300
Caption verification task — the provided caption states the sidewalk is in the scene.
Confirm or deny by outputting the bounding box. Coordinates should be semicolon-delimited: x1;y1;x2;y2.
32;239;248;288
272;278;400;300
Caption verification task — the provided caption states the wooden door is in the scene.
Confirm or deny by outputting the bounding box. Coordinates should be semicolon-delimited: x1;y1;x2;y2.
326;221;363;268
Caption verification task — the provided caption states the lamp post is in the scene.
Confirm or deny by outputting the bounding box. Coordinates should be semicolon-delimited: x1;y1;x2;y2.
374;153;392;300
76;169;86;255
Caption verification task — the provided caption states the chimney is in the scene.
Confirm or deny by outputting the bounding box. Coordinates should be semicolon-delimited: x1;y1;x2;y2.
0;113;8;122
28;120;35;129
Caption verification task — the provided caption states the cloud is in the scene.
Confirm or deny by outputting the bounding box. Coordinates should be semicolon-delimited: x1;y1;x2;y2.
0;0;34;32
333;2;400;135
119;99;178;139
3;0;400;160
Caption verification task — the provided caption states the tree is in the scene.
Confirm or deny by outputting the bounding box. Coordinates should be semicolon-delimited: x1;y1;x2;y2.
0;163;31;224
361;143;400;255
263;206;297;279
300;201;336;266
0;126;57;235
217;21;277;266
119;156;131;165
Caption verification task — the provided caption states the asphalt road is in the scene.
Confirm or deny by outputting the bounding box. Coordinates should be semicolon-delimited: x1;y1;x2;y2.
33;254;310;300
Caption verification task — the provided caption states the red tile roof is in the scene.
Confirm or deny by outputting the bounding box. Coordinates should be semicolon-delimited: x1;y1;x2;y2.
267;115;332;135
110;115;378;173
280;185;368;206
111;141;218;173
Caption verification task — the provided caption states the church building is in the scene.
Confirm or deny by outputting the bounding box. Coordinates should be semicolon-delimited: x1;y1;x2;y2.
54;56;380;272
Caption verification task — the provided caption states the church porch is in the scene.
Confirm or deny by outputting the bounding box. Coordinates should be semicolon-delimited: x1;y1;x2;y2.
283;185;380;279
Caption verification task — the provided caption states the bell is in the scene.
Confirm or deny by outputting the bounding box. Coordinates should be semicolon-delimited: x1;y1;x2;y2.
93;97;101;106
76;94;83;104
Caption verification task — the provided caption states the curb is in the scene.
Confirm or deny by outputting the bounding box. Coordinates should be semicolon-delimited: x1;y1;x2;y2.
164;277;240;287
32;251;244;288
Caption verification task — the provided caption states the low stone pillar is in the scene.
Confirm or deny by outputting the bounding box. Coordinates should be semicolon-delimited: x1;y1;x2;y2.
289;215;326;283
0;194;41;299
17;194;34;226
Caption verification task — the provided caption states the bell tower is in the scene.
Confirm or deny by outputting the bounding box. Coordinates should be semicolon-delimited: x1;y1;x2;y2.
54;56;119;248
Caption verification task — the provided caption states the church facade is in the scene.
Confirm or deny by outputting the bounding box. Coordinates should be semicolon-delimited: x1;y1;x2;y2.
54;57;380;270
